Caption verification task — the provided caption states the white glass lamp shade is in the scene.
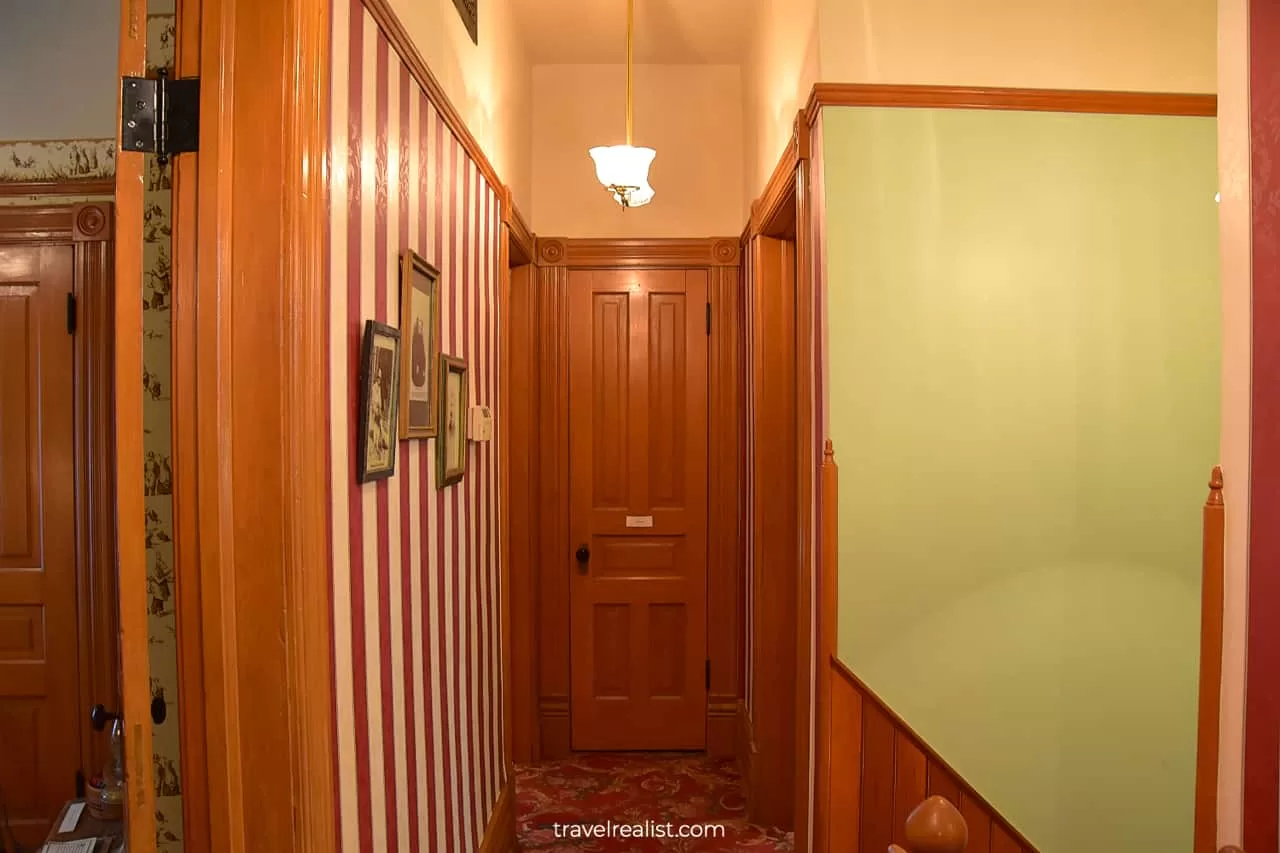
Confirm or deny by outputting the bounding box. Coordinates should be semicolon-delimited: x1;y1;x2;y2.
588;144;656;206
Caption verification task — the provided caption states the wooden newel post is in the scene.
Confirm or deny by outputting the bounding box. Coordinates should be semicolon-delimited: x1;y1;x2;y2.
887;796;968;853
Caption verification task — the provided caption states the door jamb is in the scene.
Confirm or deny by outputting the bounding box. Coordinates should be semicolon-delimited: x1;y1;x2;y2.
168;0;337;849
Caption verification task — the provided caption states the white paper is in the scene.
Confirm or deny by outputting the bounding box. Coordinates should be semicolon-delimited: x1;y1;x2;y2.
56;802;85;834
42;839;97;853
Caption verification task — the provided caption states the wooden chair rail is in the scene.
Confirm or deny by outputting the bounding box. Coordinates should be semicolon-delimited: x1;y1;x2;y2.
887;796;969;853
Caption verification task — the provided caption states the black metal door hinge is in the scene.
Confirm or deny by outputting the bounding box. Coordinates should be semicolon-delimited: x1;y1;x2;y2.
66;293;77;334
121;69;200;165
706;302;711;335
705;659;711;690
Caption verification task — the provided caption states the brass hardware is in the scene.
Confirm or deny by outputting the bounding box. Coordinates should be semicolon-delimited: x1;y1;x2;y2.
625;0;634;146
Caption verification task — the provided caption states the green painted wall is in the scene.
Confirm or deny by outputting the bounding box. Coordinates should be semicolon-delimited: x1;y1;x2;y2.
823;107;1219;853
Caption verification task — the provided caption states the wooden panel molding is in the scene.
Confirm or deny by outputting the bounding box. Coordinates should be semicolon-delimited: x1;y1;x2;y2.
745;234;799;830
813;443;1038;853
708;264;744;759
502;187;534;267
750;111;808;239
169;0;338;849
72;210;119;780
360;0;503;193
1196;467;1226;853
804;83;1217;119
507;260;538;763
535;237;740;268
0;205;79;243
827;657;1039;853
534;264;572;759
114;0;159;844
0;179;115;198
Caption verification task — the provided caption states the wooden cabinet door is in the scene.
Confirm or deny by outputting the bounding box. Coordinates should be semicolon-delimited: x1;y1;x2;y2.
0;244;81;848
568;268;709;750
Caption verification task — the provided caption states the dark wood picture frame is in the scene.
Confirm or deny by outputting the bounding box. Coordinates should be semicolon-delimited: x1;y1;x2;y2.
358;320;401;483
451;0;477;43
399;249;441;439
437;354;469;487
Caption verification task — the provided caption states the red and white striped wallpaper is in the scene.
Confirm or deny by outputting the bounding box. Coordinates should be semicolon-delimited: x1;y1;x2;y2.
327;1;506;850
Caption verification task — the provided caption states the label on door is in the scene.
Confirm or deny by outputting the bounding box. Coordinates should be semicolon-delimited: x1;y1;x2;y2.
625;515;654;528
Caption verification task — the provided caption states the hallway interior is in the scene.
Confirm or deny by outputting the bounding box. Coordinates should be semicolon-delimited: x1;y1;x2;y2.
516;753;794;851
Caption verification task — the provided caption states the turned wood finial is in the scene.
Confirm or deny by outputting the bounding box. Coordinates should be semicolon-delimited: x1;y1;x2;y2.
1207;465;1224;507
888;796;968;853
824;438;835;462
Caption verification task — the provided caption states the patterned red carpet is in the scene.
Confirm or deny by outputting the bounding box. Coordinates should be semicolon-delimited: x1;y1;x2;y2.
515;753;794;851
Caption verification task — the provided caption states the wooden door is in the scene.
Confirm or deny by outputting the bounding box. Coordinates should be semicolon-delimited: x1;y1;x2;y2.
0;243;81;848
568;268;710;750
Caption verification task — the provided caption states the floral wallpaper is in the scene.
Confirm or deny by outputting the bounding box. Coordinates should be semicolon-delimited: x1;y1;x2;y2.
143;10;183;852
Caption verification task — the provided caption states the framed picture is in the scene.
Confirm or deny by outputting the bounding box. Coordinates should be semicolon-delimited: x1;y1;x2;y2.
399;249;441;439
451;0;477;44
437;355;468;488
358;320;401;483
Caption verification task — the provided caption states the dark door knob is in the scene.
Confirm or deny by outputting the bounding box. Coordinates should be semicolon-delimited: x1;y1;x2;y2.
575;544;590;571
90;704;120;731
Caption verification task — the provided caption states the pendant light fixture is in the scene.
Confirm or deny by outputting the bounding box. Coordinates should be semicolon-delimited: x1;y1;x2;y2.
588;0;655;208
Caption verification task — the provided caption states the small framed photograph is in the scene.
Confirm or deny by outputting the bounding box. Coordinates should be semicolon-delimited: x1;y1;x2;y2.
437;355;468;488
399;249;441;439
358;320;401;483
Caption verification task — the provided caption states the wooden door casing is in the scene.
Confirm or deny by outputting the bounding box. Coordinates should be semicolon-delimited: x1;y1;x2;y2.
0;243;81;848
568;267;710;751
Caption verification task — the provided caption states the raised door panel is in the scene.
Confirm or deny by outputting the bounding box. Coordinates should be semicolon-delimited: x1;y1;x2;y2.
0;245;81;847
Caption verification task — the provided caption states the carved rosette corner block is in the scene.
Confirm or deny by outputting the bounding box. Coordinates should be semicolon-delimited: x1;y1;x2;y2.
72;202;114;242
538;238;566;266
711;239;739;265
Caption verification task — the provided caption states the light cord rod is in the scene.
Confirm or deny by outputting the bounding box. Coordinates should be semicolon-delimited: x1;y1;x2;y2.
626;0;634;145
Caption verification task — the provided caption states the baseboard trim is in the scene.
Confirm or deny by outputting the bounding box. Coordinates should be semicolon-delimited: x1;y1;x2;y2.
736;700;758;819
479;774;518;853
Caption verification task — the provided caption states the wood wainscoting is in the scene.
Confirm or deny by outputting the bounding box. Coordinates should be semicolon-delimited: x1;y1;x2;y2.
506;237;743;762
813;445;1038;853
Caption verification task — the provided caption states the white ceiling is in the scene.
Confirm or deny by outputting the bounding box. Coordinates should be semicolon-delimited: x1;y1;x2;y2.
509;0;756;65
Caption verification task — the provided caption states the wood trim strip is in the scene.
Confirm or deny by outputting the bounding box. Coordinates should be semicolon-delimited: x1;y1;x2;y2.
535;237;741;268
804;83;1217;120
0;205;76;243
708;264;745;759
1196;467;1226;853
501;186;534;267
793;155;816;851
477;776;517;853
115;0;159;844
282;0;339;848
535;265;571;760
750;111;807;238
812;442;838;853
171;0;210;847
69;215;120;790
830;656;1039;853
507;262;538;763
360;0;504;195
0;178;115;198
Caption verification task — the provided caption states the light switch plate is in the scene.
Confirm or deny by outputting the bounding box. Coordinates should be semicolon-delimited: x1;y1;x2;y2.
467;405;493;441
